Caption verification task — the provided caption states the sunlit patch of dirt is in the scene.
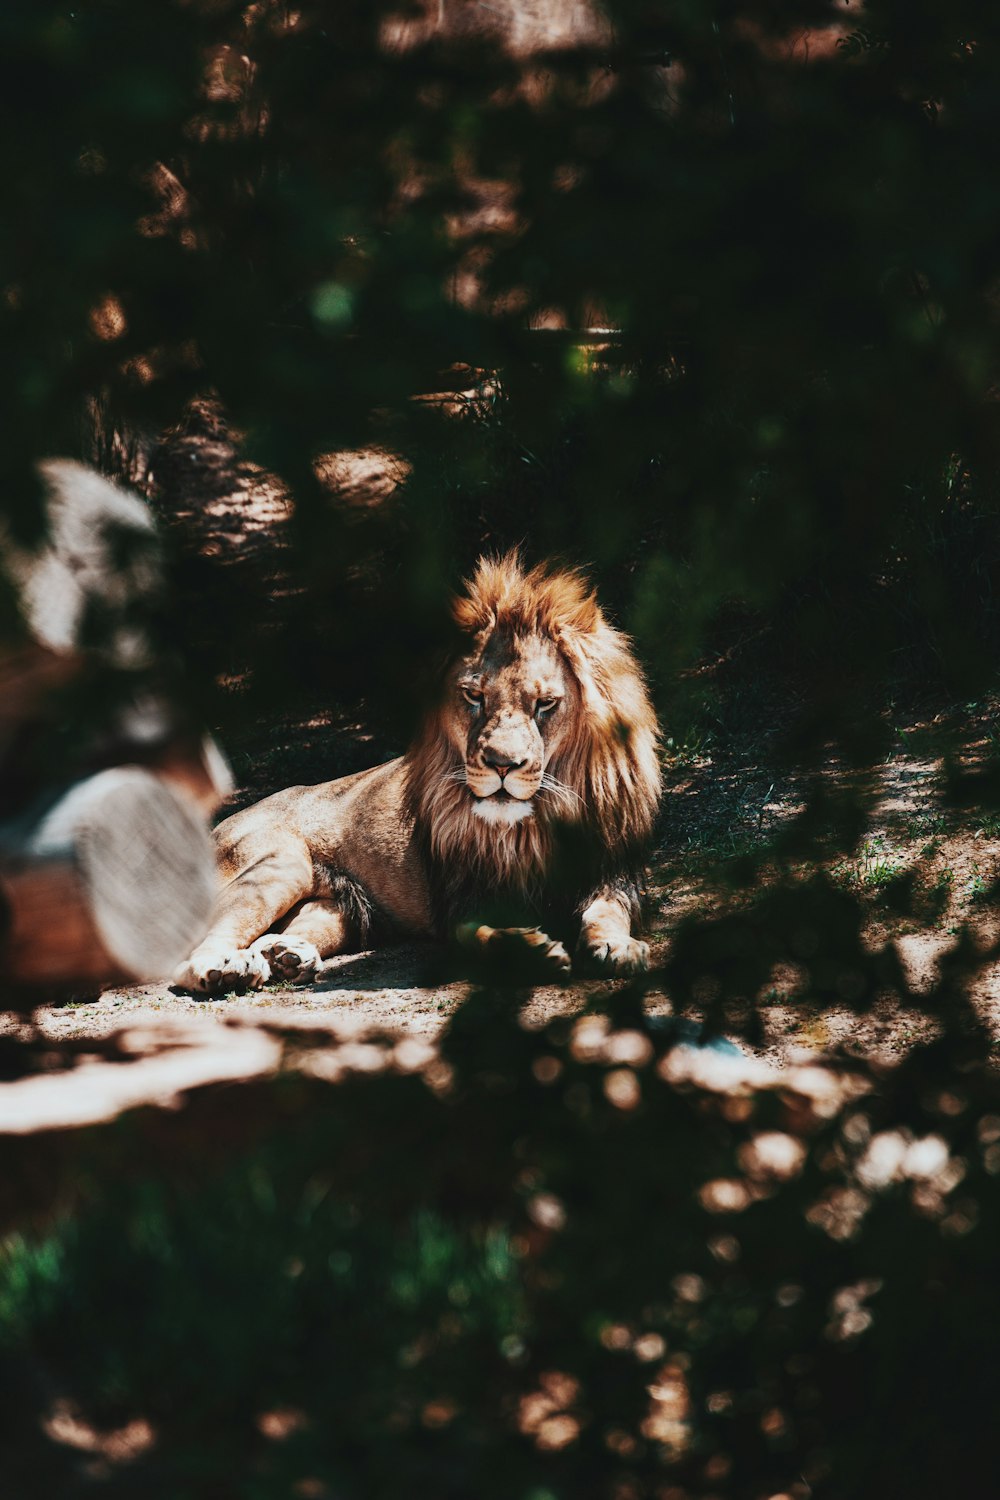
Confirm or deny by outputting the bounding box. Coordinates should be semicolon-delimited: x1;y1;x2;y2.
650;722;1000;1065
313;447;411;507
180;469;294;558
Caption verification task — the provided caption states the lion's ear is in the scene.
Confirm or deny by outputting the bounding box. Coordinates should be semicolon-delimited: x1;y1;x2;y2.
544;575;602;638
452;593;490;634
451;552;511;634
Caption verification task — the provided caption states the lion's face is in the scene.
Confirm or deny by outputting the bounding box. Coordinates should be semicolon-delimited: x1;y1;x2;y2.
447;632;576;826
405;553;661;894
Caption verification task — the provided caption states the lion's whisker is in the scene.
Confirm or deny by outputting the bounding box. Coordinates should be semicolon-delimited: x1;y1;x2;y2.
540;773;585;807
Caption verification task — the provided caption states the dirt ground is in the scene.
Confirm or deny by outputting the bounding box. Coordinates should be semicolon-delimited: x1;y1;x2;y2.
11;708;1000;1128
37;746;1000;1054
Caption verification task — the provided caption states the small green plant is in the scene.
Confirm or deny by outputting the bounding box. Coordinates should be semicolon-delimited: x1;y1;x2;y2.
863;857;900;889
839;836;903;891
663;728;715;766
904;810;946;842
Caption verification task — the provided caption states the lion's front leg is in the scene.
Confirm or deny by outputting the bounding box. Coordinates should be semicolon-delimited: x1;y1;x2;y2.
172;841;314;995
576;893;649;975
455;922;571;976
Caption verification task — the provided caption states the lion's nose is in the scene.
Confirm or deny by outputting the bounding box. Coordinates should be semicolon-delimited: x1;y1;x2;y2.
482;749;528;773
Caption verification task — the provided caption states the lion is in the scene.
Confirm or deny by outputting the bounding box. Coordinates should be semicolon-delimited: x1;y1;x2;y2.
172;553;662;994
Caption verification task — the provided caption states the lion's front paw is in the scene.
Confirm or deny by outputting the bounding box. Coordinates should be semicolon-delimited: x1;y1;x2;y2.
248;935;322;986
456;923;572;978
172;943;272;996
576;931;650;976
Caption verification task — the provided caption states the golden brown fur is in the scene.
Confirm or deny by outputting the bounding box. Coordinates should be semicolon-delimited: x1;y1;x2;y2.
173;554;661;994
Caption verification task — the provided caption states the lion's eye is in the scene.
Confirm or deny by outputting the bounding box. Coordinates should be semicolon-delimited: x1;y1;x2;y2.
535;697;559;718
462;687;483;709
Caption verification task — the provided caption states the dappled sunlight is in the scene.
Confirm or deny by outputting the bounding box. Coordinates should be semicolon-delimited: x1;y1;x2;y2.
42;1400;155;1468
313;447;411;508
516;1370;581;1450
6;1;1000;1494
2;978;1000;1495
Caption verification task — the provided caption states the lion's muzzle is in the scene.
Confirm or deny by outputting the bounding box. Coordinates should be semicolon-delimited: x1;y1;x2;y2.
465;758;541;824
465;763;542;803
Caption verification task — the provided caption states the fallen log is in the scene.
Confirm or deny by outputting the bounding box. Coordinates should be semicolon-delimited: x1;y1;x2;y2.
0;766;216;988
0;460;226;993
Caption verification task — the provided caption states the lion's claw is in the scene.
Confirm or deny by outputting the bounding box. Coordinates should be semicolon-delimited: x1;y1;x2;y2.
512;927;572;974
575;933;650;976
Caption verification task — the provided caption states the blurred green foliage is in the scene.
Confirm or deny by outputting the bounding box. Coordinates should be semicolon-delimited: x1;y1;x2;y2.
6;2;1000;1495
3;1000;1000;1498
4;0;1000;726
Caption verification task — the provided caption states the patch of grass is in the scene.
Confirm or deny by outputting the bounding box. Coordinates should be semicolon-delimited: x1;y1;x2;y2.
663;728;715;767
0;1146;525;1480
835;836;904;892
678;828;764;863
901;810;947;841
863;857;901;889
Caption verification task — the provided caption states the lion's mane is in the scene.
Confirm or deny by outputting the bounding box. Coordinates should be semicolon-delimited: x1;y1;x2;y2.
403;553;662;929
